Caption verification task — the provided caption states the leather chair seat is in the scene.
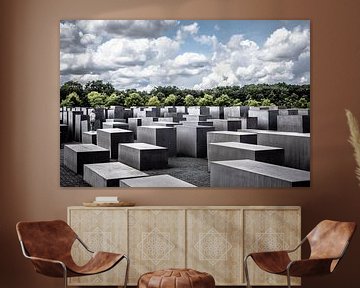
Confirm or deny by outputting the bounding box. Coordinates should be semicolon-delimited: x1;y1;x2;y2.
138;268;215;288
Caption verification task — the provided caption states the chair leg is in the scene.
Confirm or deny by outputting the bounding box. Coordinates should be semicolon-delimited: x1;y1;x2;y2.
123;255;130;288
244;255;252;288
62;265;68;288
286;270;291;288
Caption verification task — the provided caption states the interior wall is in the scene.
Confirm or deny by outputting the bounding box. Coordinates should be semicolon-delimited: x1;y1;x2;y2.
1;0;360;287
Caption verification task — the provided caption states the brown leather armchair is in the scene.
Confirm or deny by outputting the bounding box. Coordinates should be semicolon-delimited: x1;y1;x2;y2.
244;220;356;288
16;220;129;288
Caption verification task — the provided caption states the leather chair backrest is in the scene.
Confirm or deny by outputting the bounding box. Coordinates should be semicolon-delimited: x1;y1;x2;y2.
307;220;356;261
16;220;77;262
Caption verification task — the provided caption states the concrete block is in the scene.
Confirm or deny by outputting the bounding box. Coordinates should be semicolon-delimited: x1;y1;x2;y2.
180;121;213;127
120;174;196;187
209;106;224;119
207;131;258;159
211;119;242;131
128;118;142;140
177;125;215;158
118;143;168;170
240;117;258;129
154;121;182;127
102;122;129;129
248;109;279;130
83;162;148;187
277;115;310;133
82;131;97;145
210;159;310;187
64;144;109;174
106;119;126;123
97;128;134;159
188;106;210;115
184;114;211;121
208;142;284;170
224;106;249;119
279;109;298;116
137;126;177;156
107;106;125;119
60;124;68;144
74;113;89;142
141;117;159;126
244;130;310;171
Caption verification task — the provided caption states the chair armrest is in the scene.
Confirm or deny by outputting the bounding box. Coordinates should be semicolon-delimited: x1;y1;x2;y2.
25;255;67;278
287;258;335;277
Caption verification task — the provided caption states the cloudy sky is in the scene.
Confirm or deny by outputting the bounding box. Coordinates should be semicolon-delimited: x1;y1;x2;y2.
60;20;310;91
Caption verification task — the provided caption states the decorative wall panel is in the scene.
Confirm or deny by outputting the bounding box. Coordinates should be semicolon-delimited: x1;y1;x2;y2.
67;208;127;285
68;206;301;286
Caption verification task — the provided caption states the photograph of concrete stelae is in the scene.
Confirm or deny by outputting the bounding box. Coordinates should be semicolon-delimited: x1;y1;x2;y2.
60;20;310;188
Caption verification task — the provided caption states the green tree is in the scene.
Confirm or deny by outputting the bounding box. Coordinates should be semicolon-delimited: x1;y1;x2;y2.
184;94;196;106
214;94;233;106
147;96;161;106
60;81;85;103
261;98;274;106
197;94;214;106
84;80;115;96
295;97;308;108
124;92;145;107
104;93;121;107
246;99;261;107
87;91;106;108
233;99;243;106
164;94;177;106
60;92;82;107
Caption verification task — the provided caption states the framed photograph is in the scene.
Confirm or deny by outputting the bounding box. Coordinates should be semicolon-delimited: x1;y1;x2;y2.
60;20;310;188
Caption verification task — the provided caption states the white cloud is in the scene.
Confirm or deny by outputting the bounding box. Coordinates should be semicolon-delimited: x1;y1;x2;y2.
176;22;199;41
76;20;178;39
60;21;310;91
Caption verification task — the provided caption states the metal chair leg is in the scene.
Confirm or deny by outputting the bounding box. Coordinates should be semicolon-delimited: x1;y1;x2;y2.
244;255;252;288
123;255;130;288
286;269;292;288
62;264;68;288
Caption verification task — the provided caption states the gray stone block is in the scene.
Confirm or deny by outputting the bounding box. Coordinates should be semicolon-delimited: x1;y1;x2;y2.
107;106;125;119
184;114;211;121
244;130;310;171
210;159;310;187
240;117;258;129
298;108;310;115
60;124;68;144
141;117;159;126
128;118;142;140
137;126;177;156
207;131;258;159
177;125;215;158
211;119;242;131
248;109;279;130
64;144;109;175
106;118;126;123
277;115;310;133
118;143;168;170
279;109;298;115
224;106;249;119
180;121;213;127
208;142;284;170
209;106;224;119
154;121;182;127
97;128;134;159
102;122;129;129
82;131;97;145
83;162;148;187
120;174;196;187
188;106;210;115
74;114;88;142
